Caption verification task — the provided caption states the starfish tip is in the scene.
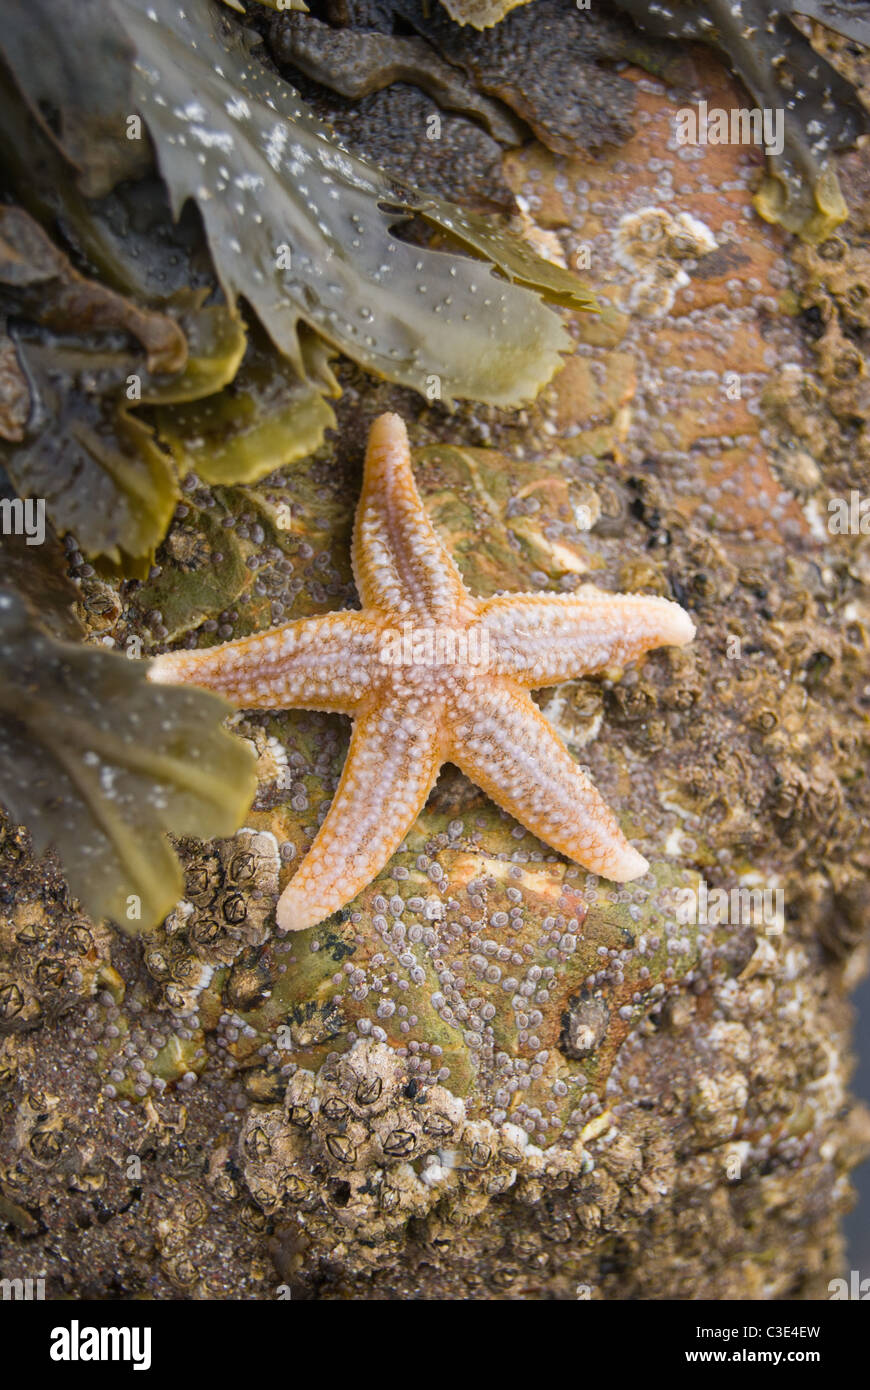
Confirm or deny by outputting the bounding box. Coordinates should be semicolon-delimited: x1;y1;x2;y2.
146;654;179;684
276;885;321;933
368;410;408;451
670;606;696;646
606;845;650;883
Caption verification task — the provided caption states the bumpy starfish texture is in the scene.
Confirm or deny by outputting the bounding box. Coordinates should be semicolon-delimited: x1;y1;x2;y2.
149;413;695;931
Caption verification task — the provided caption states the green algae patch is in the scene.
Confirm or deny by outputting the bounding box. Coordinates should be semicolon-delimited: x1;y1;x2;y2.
91;1012;208;1100
140;296;247;406
132;505;249;644
414;443;600;594
221;793;701;1135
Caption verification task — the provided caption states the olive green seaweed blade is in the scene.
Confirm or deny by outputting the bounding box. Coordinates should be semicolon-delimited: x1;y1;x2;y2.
0;591;257;932
120;0;583;406
151;325;340;486
405;192;597;310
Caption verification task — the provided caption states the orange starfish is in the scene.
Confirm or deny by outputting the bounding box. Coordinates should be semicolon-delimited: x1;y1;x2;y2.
149;413;695;931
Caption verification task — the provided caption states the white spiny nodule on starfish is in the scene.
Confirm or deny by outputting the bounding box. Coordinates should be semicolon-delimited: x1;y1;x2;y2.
149;413;695;932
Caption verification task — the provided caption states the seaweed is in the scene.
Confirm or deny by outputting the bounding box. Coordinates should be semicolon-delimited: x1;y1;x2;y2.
0;589;257;931
0;0;598;569
0;320;30;443
793;1;870;47
0;501;81;639
0;201;338;560
221;0;310;10
0;0;151;198
150;323;340;486
121;0;592;406
436;0;532;28
614;0;870;241
0;205;186;375
0;205;181;565
269;12;527;144
390;0;687;156
0;204;261;563
1;332;181;566
0;68;215;307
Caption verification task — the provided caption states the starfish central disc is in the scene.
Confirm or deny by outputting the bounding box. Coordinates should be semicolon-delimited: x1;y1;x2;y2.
149;413;695;931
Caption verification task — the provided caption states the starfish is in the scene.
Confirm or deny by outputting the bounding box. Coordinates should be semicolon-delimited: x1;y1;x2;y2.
149;413;695;931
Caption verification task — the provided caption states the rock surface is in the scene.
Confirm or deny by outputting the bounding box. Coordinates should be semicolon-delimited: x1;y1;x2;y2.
1;32;869;1300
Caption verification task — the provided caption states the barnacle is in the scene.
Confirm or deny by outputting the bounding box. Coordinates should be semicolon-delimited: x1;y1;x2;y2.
0;589;257;931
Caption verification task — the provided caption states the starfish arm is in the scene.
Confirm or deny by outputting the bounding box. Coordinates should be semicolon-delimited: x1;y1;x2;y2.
352;412;471;620
277;698;446;931
147;611;383;713
478;589;695;685
447;680;649;882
